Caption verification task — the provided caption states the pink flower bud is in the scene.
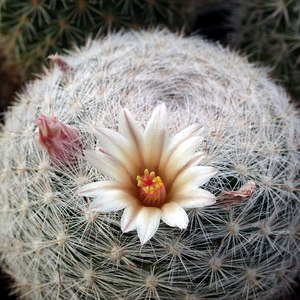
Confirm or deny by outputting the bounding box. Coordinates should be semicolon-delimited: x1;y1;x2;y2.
35;115;82;166
48;54;73;73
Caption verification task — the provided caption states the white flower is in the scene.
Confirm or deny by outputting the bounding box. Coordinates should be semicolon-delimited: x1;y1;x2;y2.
78;104;218;244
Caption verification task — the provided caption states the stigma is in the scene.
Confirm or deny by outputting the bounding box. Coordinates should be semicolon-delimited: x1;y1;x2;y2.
137;169;166;207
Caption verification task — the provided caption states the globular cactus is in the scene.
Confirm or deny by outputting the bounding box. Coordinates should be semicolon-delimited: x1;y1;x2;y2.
0;0;200;78
231;0;300;98
0;29;299;300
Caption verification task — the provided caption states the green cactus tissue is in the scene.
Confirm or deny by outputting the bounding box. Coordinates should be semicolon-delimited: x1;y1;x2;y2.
0;0;200;78
0;29;299;300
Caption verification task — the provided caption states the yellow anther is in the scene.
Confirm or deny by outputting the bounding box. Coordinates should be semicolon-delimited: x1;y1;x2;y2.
137;169;164;195
136;169;167;207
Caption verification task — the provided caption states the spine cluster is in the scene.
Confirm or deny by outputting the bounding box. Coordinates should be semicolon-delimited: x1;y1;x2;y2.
231;0;300;98
0;0;199;78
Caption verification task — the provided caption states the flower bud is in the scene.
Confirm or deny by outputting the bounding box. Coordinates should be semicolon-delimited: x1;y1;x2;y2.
48;54;73;73
36;115;82;166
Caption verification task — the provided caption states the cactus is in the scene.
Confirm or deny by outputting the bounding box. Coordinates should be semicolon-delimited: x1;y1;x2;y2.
231;0;300;98
0;29;299;300
0;47;24;121
0;0;200;78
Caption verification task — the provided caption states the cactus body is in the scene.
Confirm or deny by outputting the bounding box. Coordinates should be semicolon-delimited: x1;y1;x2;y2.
232;0;300;98
0;30;299;300
0;0;199;77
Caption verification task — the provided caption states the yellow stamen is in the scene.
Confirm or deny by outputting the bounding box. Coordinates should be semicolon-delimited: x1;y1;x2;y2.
136;169;166;207
137;169;163;195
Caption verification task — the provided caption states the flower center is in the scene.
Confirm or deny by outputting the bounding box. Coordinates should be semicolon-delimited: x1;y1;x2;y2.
136;169;166;207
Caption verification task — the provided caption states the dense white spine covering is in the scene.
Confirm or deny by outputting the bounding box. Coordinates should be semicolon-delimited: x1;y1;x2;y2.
0;29;299;300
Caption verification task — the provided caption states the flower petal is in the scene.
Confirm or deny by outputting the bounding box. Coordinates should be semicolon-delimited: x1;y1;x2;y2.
135;206;162;244
161;202;188;229
84;149;134;187
90;190;138;212
160;124;204;166
169;124;204;149
170;166;218;196
93;127;138;175
119;108;145;167
183;151;206;169
143;103;168;170
78;181;130;197
172;188;216;209
121;204;143;232
163;136;203;179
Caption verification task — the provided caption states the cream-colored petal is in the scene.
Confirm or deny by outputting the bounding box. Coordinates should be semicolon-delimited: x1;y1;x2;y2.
135;206;162;244
78;180;128;197
172;188;216;209
161;202;188;229
170;166;218;196
121;204;143;233
160;124;204;167
184;151;206;168
90;190;138;212
93;127;138;175
84;149;134;187
119;108;145;167
163;136;203;179
169;124;204;150
164;152;206;188
143;103;168;170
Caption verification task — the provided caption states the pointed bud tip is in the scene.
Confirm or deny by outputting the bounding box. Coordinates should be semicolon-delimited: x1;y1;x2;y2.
35;115;82;166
